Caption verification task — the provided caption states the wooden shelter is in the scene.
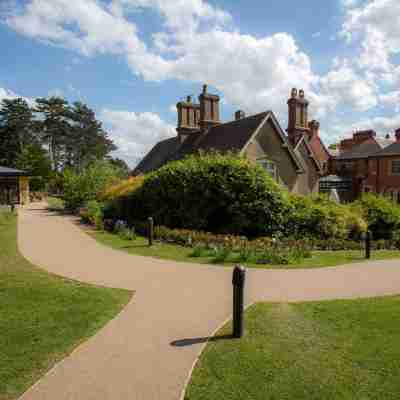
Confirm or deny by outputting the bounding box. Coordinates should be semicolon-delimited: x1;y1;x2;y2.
0;166;30;205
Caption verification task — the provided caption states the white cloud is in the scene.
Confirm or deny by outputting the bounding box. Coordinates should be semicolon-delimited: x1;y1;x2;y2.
112;0;231;33
101;109;175;167
7;0;400;163
5;0;318;115
318;61;377;112
379;90;400;111
341;0;400;72
339;115;400;137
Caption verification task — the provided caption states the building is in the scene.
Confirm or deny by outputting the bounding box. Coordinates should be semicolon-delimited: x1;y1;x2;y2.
328;129;400;201
134;86;329;195
0;166;30;205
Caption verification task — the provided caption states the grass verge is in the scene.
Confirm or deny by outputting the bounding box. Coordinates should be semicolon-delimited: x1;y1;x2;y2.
91;230;400;269
0;211;132;400
186;297;400;400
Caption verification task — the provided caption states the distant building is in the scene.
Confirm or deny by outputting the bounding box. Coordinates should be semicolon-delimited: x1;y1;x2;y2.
134;85;329;195
329;129;400;201
0;166;30;205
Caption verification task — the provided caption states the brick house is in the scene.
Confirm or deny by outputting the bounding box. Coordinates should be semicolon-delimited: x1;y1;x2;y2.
134;85;329;195
329;129;400;201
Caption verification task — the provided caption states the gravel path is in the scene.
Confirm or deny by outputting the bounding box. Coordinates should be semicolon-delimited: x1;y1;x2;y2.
17;204;400;400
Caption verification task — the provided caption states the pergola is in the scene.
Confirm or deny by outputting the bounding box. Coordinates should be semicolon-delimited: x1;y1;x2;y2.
0;166;30;205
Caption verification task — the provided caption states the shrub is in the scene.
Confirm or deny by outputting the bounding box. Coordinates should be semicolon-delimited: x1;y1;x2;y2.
351;194;400;240
126;153;291;237
47;197;65;211
63;160;123;210
80;200;103;226
100;176;145;201
288;194;367;240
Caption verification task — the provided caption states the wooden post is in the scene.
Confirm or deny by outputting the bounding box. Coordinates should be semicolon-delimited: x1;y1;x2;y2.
148;217;154;247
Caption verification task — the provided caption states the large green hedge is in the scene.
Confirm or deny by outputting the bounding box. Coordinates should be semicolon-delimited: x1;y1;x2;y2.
123;153;291;237
351;194;400;240
288;194;367;240
103;154;400;241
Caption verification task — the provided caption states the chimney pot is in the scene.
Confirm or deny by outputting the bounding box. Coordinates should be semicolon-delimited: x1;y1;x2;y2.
386;134;390;139
186;95;192;103
202;84;207;94
291;88;298;98
395;128;400;142
235;110;245;120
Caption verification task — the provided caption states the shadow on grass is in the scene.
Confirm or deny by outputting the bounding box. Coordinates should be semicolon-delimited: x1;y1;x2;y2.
170;334;233;347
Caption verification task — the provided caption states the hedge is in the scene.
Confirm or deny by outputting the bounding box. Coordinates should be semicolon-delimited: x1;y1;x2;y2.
108;153;292;237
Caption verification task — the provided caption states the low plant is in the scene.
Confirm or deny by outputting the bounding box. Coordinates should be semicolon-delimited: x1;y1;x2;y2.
114;220;136;241
80;200;103;226
212;246;232;263
189;245;208;258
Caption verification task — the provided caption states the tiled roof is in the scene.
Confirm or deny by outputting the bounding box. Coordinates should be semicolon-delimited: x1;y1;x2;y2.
132;111;305;175
335;139;392;160
373;142;400;157
196;112;270;153
133;137;180;175
0;166;27;176
133;112;270;175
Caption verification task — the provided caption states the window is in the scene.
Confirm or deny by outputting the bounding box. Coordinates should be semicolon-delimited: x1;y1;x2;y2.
391;160;400;174
257;159;277;180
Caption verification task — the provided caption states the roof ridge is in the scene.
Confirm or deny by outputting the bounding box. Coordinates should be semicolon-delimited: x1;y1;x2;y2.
209;111;270;130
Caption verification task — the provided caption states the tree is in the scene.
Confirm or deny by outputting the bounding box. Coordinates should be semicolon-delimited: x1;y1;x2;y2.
328;143;338;150
107;157;130;177
0;98;35;167
63;160;122;210
16;143;52;191
35;97;72;171
67;102;116;172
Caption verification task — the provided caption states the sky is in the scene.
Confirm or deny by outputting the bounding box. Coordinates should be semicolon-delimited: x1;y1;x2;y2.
1;0;400;167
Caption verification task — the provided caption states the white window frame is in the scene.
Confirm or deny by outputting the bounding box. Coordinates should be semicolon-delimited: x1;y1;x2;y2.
257;158;277;180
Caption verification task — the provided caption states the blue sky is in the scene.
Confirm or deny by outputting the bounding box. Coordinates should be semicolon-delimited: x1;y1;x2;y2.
1;0;400;166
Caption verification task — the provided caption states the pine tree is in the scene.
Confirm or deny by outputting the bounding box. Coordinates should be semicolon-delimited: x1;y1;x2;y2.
0;98;35;167
35;97;72;171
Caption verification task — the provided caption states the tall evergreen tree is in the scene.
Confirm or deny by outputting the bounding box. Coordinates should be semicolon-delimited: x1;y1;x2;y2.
0;98;35;167
68;102;116;172
35;97;71;171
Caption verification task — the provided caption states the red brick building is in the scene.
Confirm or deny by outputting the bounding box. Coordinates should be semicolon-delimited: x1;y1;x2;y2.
329;129;400;201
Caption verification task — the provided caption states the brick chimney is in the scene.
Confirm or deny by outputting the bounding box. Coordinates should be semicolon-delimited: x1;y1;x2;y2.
396;128;400;142
287;88;310;145
176;95;201;143
308;120;320;139
235;110;246;120
199;84;220;132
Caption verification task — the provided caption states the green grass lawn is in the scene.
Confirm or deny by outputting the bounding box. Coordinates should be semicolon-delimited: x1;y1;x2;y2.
0;211;132;400
91;230;400;269
186;297;400;400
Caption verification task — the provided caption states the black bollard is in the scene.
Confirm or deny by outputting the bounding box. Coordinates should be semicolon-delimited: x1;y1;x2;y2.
366;230;371;259
232;265;246;338
148;217;154;247
10;203;15;213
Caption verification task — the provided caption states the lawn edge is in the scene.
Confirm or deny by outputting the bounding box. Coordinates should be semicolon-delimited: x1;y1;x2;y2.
13;210;134;400
179;302;257;400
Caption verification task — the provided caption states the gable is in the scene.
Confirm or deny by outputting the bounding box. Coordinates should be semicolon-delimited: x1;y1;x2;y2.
247;119;301;191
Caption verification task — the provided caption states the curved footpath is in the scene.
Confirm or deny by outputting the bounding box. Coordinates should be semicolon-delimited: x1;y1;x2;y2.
18;204;400;400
